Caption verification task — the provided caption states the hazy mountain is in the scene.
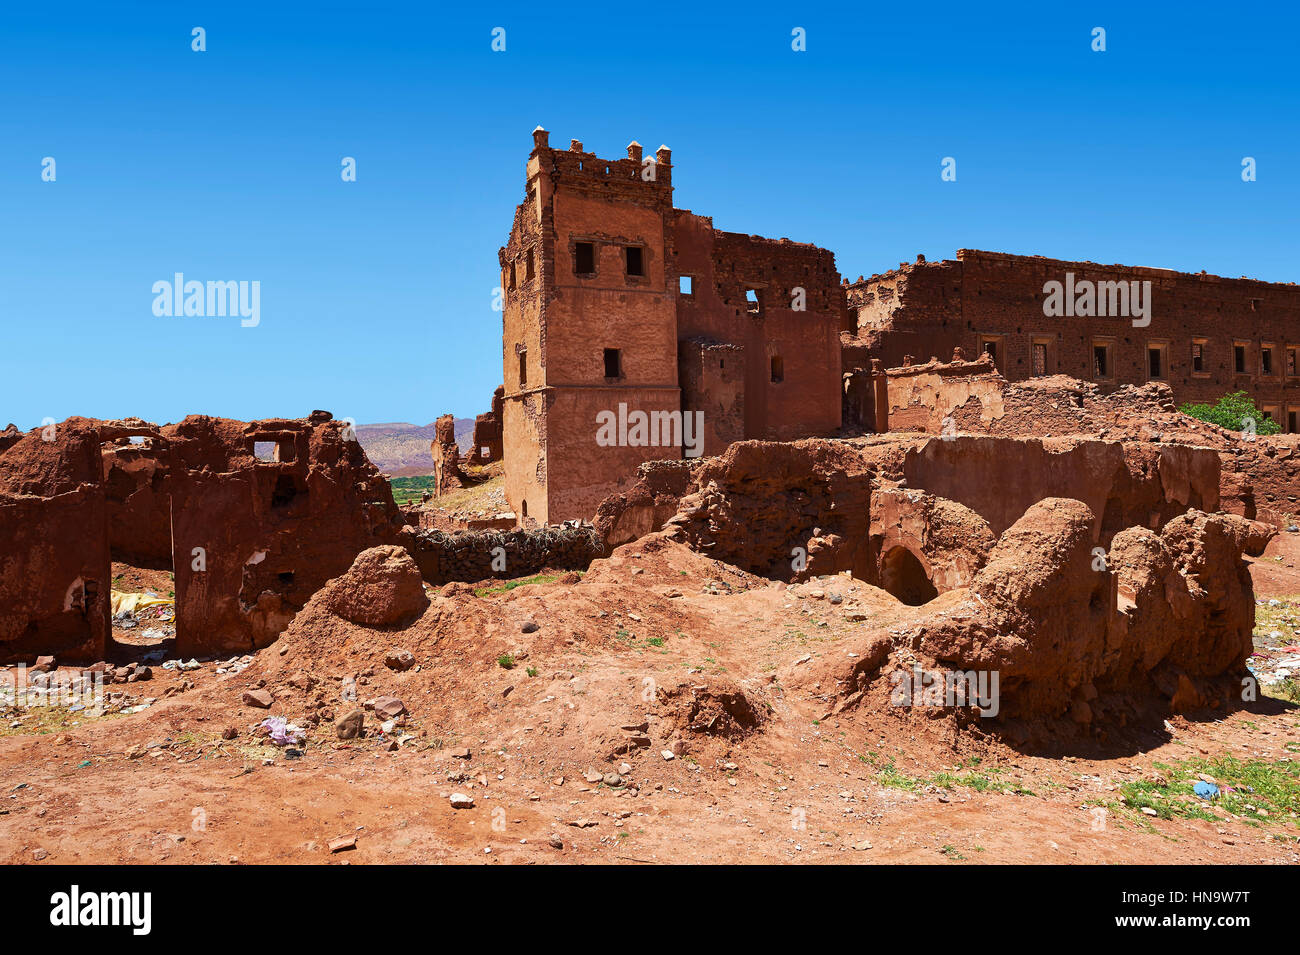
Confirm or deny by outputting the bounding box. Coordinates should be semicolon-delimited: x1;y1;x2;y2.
355;419;474;476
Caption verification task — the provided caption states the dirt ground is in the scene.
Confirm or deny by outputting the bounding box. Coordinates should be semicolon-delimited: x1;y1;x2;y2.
1;534;1296;866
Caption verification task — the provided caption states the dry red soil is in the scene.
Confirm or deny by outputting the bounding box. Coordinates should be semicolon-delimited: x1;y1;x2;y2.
1;534;1296;866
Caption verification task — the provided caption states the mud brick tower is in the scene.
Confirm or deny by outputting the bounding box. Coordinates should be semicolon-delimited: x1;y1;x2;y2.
499;128;844;525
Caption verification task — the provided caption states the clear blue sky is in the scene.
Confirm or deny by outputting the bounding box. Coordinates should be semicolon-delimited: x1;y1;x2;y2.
2;1;1296;428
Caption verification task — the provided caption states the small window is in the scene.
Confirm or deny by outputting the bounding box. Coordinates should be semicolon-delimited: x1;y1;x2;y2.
981;338;999;365
679;275;693;295
1234;344;1246;374
1148;346;1164;380
626;246;644;277
745;288;760;314
603;348;621;378
1192;341;1206;374
1093;343;1110;379
770;355;784;383
518;349;527;387
1032;342;1047;376
1288;347;1298;376
525;248;535;282
509;261;517;290
575;242;595;275
1262;345;1275;375
253;441;278;461
1289;409;1298;434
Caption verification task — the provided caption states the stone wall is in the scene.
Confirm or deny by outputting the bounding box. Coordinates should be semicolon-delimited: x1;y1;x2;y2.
408;524;605;585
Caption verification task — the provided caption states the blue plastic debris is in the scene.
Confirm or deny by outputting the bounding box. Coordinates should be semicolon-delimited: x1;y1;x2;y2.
1193;781;1219;800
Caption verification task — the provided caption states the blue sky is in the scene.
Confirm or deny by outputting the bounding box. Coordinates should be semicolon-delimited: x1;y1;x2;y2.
2;1;1296;427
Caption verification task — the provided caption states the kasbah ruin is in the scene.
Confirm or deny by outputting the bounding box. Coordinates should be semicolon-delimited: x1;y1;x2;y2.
2;128;1298;866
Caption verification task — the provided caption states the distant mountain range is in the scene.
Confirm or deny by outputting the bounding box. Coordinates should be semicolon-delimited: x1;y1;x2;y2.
354;419;474;476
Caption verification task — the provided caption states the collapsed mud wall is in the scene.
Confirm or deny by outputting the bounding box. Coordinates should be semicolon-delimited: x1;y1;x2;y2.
893;500;1255;728
0;412;407;663
0;421;112;663
901;435;1220;541
166;414;405;656
409;524;605;585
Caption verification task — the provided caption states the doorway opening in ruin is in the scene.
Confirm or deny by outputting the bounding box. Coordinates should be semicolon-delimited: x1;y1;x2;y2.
879;546;938;606
101;434;177;666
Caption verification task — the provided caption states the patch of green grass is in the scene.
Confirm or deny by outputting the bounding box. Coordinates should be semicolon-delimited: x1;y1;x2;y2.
0;705;121;737
645;636;665;647
496;653;515;670
474;573;564;597
1265;678;1300;704
939;844;967;860
525;666;538;678
1114;756;1300;828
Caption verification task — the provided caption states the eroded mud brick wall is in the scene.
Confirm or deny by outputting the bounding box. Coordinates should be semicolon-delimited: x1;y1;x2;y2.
671;211;843;446
466;386;505;466
885;354;1005;433
847;249;1300;428
167;414;405;656
499;131;682;525
409;524;605;585
0;422;111;663
901;435;1220;541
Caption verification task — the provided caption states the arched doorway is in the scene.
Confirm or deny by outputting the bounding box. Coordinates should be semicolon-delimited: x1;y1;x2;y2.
880;546;938;606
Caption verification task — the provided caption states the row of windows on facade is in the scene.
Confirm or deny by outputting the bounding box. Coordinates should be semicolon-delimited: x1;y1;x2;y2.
504;243;769;308
506;243;646;290
513;349;786;386
981;337;1300;381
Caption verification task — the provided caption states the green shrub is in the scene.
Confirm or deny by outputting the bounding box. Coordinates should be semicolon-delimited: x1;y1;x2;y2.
1179;391;1280;436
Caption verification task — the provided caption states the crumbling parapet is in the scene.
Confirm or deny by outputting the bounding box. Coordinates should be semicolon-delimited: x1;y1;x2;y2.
466;386;505;467
429;413;465;496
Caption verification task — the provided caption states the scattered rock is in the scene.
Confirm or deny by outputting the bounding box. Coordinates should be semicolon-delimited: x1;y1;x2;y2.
335;709;364;740
372;696;406;719
385;649;415;671
241;689;274;709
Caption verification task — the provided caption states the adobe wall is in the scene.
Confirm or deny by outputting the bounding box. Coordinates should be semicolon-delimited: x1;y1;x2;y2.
884;352;1004;433
167;413;406;656
0;421;112;663
848;249;1300;428
0;412;406;662
466;386;505;466
678;338;745;455
672;211;843;442
901;435;1220;541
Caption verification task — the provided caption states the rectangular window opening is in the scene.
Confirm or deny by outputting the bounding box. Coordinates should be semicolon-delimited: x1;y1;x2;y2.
1148;348;1162;379
625;246;644;277
603;348;621;379
1234;344;1246;374
770;355;784;383
1032;342;1047;376
517;349;527;387
1093;344;1110;379
679;275;693;295
575;242;595;275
